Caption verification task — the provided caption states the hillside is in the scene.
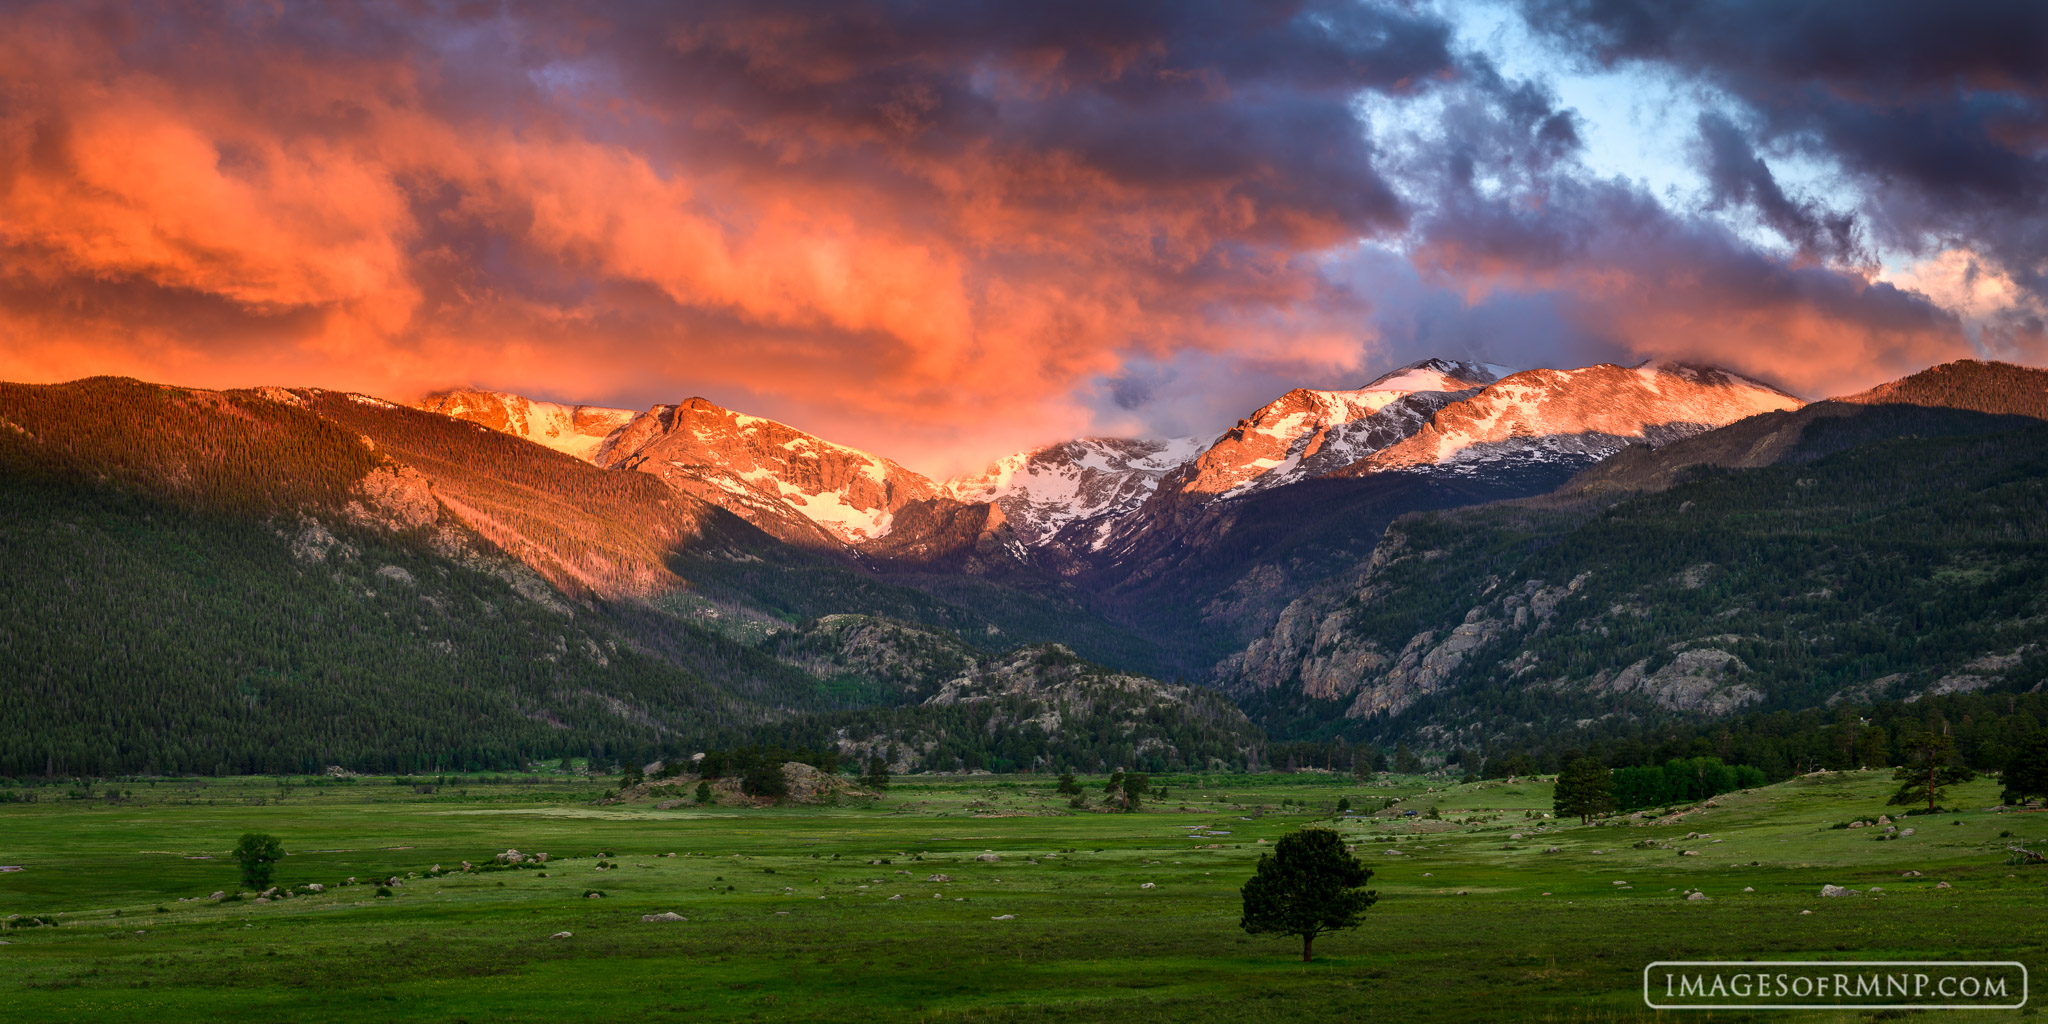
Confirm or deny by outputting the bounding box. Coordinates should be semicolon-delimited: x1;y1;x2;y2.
0;379;1222;775
774;643;1266;773
1563;360;2048;497
0;379;783;776
10;360;2048;774
1225;417;2048;748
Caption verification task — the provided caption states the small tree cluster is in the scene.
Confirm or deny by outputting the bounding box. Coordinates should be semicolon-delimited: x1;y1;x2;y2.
1103;771;1150;812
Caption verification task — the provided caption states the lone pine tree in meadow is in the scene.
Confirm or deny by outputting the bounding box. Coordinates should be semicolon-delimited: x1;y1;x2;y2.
1553;757;1616;823
232;832;284;890
864;756;891;791
1889;732;1976;812
1240;826;1377;962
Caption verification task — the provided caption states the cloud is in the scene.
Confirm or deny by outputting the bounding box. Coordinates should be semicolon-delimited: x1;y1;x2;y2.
1693;111;1864;266
0;0;2037;475
1407;171;1971;398
0;0;1462;475
1519;0;2048;296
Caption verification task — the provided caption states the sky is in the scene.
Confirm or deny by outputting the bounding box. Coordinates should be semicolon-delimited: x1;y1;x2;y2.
2;1;2044;479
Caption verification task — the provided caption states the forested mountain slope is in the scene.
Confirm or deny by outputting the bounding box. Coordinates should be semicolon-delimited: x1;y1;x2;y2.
0;379;796;776
1227;414;2048;749
0;379;1211;774
1565;360;2048;497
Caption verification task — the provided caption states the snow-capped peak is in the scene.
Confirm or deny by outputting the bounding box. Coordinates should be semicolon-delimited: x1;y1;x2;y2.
1342;361;1804;477
1358;357;1515;395
417;388;637;463
944;436;1205;545
1162;358;1507;502
596;397;942;545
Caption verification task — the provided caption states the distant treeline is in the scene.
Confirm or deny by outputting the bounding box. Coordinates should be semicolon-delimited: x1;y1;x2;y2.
1496;690;2048;784
692;745;841;779
1240;690;2048;789
1611;757;1768;811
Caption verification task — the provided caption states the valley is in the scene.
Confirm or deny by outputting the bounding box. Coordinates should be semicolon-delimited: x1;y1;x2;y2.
8;5;2042;1020
0;768;2041;1022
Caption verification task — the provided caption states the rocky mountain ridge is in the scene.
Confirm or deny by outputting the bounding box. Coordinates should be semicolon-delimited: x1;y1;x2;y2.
413;357;1799;568
1336;361;1803;479
1220;361;2048;748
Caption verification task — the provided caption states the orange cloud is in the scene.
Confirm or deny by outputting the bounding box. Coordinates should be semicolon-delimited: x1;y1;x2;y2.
2;2;2031;478
1;3;1452;475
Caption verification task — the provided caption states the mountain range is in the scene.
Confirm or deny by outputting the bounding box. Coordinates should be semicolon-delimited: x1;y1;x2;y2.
4;356;2044;777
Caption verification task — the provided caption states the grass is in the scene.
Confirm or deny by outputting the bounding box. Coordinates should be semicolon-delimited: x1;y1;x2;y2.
0;769;2042;1022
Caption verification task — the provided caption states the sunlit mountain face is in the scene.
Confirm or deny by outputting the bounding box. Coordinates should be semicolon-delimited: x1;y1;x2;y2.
1;1;2042;480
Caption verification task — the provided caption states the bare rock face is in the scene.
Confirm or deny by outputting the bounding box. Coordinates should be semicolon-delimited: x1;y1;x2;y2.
417;389;637;464
1595;647;1762;714
345;465;440;532
1222;536;1591;722
1339;609;1520;721
416;388;961;552
856;497;1023;571
596;398;941;546
779;761;871;803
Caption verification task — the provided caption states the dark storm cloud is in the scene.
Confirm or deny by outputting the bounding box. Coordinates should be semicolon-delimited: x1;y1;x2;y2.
1694;111;1863;266
605;0;1458;244
1521;0;2048;290
1407;164;1970;396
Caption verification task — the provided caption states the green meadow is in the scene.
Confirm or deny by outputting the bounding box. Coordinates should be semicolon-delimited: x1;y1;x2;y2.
0;770;2042;1023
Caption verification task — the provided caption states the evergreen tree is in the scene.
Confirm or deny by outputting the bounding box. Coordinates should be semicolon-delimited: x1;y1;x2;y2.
1393;744;1423;774
232;833;284;890
1239;827;1378;962
1888;733;1976;812
1553;757;1616;824
1055;771;1081;795
1103;771;1148;812
741;760;788;800
1999;733;2048;805
863;756;891;792
695;780;713;805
